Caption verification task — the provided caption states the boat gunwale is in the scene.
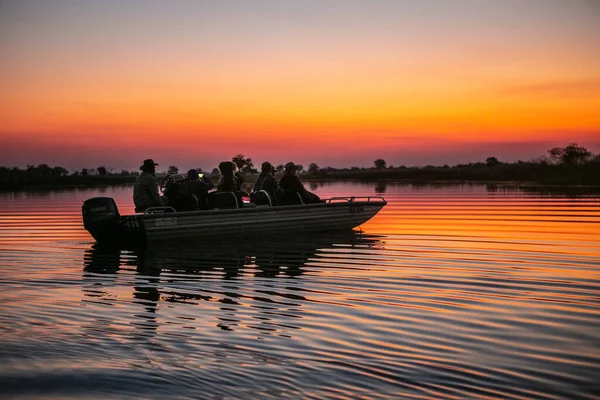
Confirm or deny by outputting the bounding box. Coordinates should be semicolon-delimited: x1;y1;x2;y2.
133;199;387;220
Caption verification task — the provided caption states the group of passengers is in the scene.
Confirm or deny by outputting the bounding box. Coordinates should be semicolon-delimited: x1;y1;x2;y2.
133;158;321;213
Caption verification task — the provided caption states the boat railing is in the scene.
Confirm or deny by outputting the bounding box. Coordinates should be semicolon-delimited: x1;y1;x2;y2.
144;206;177;214
326;196;386;204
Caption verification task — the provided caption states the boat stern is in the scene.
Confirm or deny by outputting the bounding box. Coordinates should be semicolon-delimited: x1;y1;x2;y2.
82;197;144;247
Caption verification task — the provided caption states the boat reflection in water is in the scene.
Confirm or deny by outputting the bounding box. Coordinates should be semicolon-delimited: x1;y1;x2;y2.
82;232;384;336
83;231;383;276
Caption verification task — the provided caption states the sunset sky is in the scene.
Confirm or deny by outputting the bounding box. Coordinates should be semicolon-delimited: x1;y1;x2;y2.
1;0;599;172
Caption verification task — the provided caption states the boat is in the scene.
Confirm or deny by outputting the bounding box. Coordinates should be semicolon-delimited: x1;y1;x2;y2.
82;190;386;248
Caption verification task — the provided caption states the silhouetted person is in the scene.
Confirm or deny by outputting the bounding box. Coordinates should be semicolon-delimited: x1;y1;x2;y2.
279;162;322;204
252;161;284;205
216;161;247;208
187;168;214;210
133;159;165;212
217;161;244;192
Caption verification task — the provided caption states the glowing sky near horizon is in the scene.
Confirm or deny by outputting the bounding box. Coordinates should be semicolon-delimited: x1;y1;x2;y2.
1;0;599;172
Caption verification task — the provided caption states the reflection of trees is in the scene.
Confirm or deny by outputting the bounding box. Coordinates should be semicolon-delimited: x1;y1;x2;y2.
514;185;600;198
486;183;498;192
374;182;387;194
82;233;382;336
306;180;332;191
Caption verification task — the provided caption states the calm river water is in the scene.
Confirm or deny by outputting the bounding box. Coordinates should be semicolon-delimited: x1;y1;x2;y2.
0;182;599;399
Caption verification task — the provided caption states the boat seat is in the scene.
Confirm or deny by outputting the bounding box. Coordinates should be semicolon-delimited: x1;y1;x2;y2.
253;190;272;207
179;194;199;211
207;191;240;209
282;190;304;205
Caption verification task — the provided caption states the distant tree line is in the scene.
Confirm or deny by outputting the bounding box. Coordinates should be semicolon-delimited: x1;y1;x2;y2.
1;144;599;189
301;144;600;185
0;164;140;189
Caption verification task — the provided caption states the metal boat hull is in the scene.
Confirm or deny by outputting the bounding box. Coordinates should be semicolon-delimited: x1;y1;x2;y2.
82;197;386;248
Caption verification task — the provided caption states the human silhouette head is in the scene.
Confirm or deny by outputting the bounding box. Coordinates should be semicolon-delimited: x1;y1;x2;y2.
261;161;273;174
218;161;235;177
187;168;198;180
140;159;158;173
284;162;298;175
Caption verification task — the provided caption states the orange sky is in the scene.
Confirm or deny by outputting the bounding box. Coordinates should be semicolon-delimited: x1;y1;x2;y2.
1;0;599;172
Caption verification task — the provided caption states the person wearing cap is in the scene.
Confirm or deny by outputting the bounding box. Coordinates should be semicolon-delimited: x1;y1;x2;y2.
187;168;214;210
279;162;322;204
252;161;283;205
133;159;166;212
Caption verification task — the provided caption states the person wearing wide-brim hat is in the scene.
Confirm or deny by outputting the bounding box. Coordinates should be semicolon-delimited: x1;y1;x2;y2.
279;162;322;204
133;158;166;212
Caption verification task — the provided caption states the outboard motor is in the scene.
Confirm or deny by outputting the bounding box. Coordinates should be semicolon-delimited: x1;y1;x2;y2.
82;197;120;242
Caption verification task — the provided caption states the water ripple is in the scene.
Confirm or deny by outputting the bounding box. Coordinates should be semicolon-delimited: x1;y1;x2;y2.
1;184;599;399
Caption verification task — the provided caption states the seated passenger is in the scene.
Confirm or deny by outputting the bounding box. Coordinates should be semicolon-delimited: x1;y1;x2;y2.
187;168;214;210
279;162;323;204
252;161;283;205
217;161;243;192
217;161;246;207
133;158;167;212
162;173;193;211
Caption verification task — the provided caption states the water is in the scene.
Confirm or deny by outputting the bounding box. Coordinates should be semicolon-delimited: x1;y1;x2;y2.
0;182;599;399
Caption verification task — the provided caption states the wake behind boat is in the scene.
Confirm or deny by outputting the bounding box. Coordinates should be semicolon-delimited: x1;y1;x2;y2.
82;193;386;248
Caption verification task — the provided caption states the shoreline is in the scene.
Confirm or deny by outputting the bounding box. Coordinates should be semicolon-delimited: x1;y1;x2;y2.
2;178;600;193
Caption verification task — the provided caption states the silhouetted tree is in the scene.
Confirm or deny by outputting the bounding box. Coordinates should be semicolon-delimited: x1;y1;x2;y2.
167;165;179;175
485;157;499;167
531;156;550;165
36;164;53;179
308;163;319;173
97;166;107;176
548;144;591;165
232;154;255;173
374;159;387;169
296;164;304;173
52;166;68;177
211;167;220;175
275;164;284;173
